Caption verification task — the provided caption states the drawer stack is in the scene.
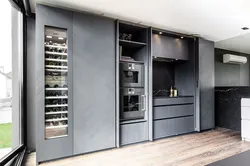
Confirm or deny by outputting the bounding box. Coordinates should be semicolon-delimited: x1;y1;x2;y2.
153;96;194;139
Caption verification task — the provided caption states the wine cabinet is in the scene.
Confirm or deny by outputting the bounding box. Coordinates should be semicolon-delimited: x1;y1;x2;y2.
44;26;68;139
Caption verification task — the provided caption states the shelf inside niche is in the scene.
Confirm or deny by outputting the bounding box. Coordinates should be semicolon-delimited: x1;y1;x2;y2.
119;39;147;48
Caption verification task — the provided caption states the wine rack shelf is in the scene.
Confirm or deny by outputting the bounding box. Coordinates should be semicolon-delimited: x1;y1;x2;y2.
45;45;67;49
45;58;67;62
45;69;68;72
45;65;68;69
45;51;67;56
44;26;68;139
45;96;68;99
45;88;68;91
46;125;68;129
45;118;68;122
45;104;68;108
45;111;68;115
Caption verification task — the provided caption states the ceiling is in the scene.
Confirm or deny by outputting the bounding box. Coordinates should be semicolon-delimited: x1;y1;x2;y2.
215;33;250;54
30;0;250;43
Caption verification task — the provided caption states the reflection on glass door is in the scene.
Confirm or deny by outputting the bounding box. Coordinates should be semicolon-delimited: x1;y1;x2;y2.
44;27;68;139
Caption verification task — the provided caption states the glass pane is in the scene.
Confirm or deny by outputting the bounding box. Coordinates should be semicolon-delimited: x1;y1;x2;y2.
123;71;139;83
123;95;140;112
44;26;68;139
0;1;23;159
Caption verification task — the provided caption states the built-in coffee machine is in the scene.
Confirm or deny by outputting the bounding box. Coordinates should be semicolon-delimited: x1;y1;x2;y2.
120;62;145;121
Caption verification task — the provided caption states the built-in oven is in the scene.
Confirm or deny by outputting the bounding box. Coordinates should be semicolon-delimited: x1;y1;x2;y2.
120;62;144;87
120;88;146;120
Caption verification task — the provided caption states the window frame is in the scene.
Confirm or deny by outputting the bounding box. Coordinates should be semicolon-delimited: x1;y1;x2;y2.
0;0;26;165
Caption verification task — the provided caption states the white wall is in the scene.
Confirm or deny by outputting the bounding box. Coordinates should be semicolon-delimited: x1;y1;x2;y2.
0;74;7;98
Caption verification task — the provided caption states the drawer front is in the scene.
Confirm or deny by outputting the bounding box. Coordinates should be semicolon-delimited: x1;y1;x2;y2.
242;107;250;120
153;116;194;139
153;97;194;106
242;120;250;139
154;104;194;120
120;122;148;145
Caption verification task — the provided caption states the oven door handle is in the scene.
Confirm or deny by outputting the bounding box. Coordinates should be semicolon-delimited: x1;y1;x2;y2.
141;95;146;111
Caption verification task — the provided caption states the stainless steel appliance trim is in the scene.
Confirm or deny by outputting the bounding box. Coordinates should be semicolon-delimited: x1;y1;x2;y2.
141;95;146;111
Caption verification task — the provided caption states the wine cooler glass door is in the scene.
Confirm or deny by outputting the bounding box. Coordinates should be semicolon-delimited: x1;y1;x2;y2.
44;26;69;139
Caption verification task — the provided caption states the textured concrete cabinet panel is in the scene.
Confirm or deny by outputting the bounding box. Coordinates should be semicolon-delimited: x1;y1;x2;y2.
36;5;73;163
153;116;194;139
198;39;215;130
73;12;116;155
120;122;148;145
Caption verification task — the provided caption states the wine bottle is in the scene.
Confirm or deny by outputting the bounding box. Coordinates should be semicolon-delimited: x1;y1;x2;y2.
169;86;173;97
174;87;178;97
45;100;51;105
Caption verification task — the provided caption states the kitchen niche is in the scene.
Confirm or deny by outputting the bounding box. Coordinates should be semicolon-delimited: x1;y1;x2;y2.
152;34;196;98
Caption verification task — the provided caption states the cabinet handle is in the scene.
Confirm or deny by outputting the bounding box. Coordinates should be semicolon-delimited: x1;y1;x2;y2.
141;95;146;111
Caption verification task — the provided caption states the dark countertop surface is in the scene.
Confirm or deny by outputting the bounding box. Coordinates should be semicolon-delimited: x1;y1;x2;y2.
215;86;250;88
208;150;250;166
153;96;194;99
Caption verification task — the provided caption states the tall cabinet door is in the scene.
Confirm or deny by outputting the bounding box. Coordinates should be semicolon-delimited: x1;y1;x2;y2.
198;38;215;130
73;12;116;154
36;5;73;163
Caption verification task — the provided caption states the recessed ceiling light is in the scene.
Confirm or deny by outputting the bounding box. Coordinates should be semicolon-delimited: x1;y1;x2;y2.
58;37;64;40
159;32;162;35
46;35;52;38
242;27;249;30
181;36;184;39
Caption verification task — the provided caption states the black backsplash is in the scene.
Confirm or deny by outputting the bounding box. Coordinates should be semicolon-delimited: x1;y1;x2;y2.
153;61;174;97
215;86;250;131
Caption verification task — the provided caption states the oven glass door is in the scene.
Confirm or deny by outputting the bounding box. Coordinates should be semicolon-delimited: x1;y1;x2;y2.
121;88;145;120
123;95;141;112
123;70;139;84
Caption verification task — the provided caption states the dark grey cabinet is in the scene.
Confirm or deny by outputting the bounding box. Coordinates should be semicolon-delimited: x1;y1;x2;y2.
153;116;194;139
36;4;116;163
152;96;195;139
36;5;73;163
73;12;116;155
152;34;189;60
120;122;148;145
197;38;215;131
